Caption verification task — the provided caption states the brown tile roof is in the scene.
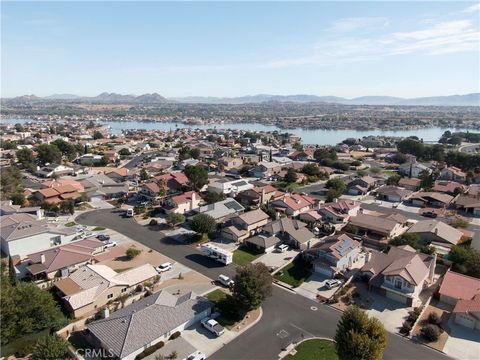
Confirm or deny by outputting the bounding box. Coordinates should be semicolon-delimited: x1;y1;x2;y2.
439;270;480;301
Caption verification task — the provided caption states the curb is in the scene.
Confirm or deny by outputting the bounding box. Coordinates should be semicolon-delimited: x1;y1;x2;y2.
273;281;297;293
278;336;335;359
236;307;263;335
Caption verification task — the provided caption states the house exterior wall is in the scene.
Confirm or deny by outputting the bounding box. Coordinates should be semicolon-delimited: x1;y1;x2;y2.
439;294;458;306
4;232;77;259
454;313;480;330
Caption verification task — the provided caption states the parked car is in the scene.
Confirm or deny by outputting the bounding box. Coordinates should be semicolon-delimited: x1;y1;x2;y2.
156;262;172;273
103;241;117;249
125;208;134;217
217;274;234;288
325;279;342;289
96;234;111;241
276;244;289;253
422;211;438;218
186;351;206;360
201;318;225;336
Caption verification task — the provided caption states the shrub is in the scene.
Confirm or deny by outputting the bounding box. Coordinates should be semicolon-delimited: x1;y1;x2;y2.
400;320;412;335
149;219;158;226
421;324;441;342
169;331;181;340
342;292;353;305
135;341;165;359
428;312;441;325
126;247;141;259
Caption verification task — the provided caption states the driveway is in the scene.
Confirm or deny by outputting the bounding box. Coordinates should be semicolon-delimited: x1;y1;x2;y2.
366;294;411;333
296;273;339;301
182;321;238;357
253;249;298;270
443;320;480;360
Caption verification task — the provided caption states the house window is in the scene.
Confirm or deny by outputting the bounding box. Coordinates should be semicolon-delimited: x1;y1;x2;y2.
50;236;61;246
107;293;113;299
395;279;402;289
121;288;127;293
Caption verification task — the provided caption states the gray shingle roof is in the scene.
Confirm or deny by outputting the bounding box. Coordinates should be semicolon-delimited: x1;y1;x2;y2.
87;291;212;359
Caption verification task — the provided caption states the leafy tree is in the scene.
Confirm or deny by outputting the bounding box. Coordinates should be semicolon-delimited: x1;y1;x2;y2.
397;138;425;158
314;148;337;163
36;144;62;165
191;213;217;236
284;168;298;184
334;306;387;360
16;148;35;168
86;120;95;129
31;334;69;360
119;148;131;156
0;270;67;344
10;192;25;206
185;165;208;191
233;263;272;311
14;123;24;132
59;200;75;215
52;139;78;161
449;245;480;278
190;148;201;160
166;212;186;227
178;146;191;161
93;130;104;140
100;155;110;166
261;204;277;220
448;217;469;229
386;174;401;185
8;256;17;286
301;163;321;176
292;142;303;151
390;233;420;248
203;191;226;204
325;178;346;202
369;167;381;174
126;247;141;259
1;166;23;200
139;168;149;181
343;224;359;235
419;170;435;190
420;324;441;342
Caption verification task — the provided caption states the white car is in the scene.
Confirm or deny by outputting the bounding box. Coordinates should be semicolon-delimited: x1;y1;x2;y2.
201;318;225;336
103;241;117;249
325;279;342;289
217;274;234;288
276;244;289;253
156;262;172;273
186;351;206;360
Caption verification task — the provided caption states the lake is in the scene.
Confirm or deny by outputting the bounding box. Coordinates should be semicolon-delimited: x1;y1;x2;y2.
2;118;477;145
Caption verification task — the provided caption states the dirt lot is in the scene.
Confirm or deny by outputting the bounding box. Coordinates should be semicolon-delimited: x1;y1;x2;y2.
98;242;170;270
411;303;449;352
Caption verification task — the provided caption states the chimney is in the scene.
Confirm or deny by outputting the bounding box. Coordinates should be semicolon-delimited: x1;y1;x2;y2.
40;254;46;264
103;308;110;319
365;251;371;263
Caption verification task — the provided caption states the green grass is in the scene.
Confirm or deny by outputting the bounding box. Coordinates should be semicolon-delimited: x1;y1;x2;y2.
114;268;132;273
64;221;76;227
207;289;227;303
285;339;338;360
0;328;50;357
233;247;262;265
92;226;106;231
274;260;311;288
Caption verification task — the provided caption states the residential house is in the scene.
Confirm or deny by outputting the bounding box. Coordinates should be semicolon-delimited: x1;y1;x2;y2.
33;185;81;205
304;234;362;277
78;154;104;166
207;178;253;196
54;263;158;318
347;176;378;195
0;200;44;219
192;198;245;222
318;199;361;224
36;163;74;178
288;148;315;161
433;180;466;195
41;179;85;192
236;185;285;207
360;246;435;306
0;213;77;258
245;234;281;253
407;220;464;248
106;168;134;183
221;209;270;243
376;185;413;202
298;210;322;224
269;193;317;217
439;166;467;183
154;172;189;193
251;161;283;179
409;192;454;208
139;182;163;201
22;238;105;280
348;212;408;241
262;217;316;250
438;270;480;330
398;161;431;178
79;174;128;200
398;177;422;191
455;195;480;216
163;191;203;214
219;157;243;170
87;291;212;360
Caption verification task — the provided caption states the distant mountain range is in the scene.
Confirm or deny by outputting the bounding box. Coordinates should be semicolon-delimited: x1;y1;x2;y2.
3;92;479;106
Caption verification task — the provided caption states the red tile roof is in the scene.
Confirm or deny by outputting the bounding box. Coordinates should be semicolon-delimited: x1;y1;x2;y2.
439;270;480;301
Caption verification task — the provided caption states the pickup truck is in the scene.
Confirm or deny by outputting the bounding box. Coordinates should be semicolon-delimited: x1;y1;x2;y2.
201;317;225;336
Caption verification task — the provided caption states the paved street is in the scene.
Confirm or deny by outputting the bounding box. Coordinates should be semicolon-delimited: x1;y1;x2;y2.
76;209;451;360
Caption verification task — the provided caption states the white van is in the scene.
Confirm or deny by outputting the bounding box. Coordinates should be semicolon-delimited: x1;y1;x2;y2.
218;274;234;288
277;244;289;253
126;208;134;217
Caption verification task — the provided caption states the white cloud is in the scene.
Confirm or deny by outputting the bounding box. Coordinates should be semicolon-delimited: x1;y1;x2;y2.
328;17;389;32
393;20;473;40
462;3;480;13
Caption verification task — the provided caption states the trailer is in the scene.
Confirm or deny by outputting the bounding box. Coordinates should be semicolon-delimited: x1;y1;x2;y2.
200;242;233;265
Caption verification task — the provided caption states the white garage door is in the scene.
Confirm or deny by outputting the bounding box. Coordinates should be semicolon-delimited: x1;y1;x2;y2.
455;314;475;329
314;264;333;277
386;290;407;304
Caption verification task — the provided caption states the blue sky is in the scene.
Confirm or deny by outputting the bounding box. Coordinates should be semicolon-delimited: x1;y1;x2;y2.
2;1;479;98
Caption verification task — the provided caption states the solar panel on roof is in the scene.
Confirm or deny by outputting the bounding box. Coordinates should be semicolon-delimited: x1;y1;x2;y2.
225;200;243;211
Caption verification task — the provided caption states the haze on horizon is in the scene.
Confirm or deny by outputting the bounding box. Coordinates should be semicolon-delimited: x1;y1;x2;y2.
1;1;479;98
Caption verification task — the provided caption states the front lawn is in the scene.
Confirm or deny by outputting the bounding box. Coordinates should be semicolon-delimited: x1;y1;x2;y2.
114;268;132;273
274;259;311;287
92;226;106;231
65;221;76;227
285;339;338;360
233;247;262;265
207;289;227;303
205;289;242;329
